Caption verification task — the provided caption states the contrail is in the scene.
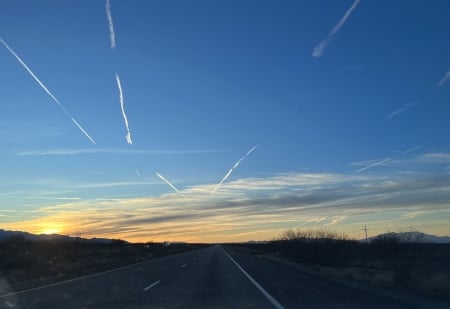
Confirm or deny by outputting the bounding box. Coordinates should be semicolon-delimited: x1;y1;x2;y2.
105;0;116;49
115;73;132;144
312;0;361;58
211;145;258;194
356;145;423;173
0;37;96;144
437;69;450;87
355;156;394;173
135;169;141;177
386;102;418;120
155;172;190;201
403;145;422;154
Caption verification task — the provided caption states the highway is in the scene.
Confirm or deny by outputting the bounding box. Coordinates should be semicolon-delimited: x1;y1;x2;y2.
0;245;446;308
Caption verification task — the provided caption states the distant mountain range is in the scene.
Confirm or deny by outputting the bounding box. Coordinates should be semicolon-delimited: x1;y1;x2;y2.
365;231;450;244
0;229;125;244
1;229;449;244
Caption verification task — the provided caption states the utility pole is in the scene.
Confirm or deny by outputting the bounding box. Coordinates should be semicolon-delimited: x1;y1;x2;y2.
362;225;370;244
407;226;415;243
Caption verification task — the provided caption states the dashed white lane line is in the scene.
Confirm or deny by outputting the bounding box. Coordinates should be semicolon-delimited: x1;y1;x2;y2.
222;249;285;309
0;248;208;299
0;258;153;299
143;280;161;291
181;264;187;268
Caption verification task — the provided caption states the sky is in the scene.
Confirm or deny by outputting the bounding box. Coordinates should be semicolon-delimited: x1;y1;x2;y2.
0;0;449;243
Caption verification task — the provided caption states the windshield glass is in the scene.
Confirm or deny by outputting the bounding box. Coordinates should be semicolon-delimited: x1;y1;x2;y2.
0;1;449;308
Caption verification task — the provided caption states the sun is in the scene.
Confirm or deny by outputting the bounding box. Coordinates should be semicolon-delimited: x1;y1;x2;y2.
40;228;61;235
39;223;63;235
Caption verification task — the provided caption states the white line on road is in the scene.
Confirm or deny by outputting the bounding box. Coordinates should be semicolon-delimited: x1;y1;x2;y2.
0;247;209;299
143;280;160;291
0;249;203;298
0;259;150;299
222;248;285;309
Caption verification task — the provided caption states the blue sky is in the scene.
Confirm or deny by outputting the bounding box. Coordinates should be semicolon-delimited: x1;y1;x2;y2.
0;0;449;242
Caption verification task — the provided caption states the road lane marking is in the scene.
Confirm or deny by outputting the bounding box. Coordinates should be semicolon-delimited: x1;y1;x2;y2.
0;246;211;299
222;249;285;309
0;260;150;299
181;264;187;268
143;280;160;291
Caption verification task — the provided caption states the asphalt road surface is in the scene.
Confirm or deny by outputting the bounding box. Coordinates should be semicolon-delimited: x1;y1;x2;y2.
0;245;447;308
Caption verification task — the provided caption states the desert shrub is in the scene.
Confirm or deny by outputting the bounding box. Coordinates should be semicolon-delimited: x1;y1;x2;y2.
271;228;357;266
372;232;400;245
276;228;351;243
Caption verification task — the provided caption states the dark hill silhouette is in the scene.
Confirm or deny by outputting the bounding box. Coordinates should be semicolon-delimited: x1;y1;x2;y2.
0;229;124;244
365;231;450;244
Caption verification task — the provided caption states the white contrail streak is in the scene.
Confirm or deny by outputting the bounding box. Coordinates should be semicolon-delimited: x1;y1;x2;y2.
356;145;423;173
115;73;132;144
329;0;361;36
0;37;96;144
436;69;450;87
355;156;394;173
105;0;116;49
403;145;422;154
155;172;190;201
211;145;258;194
312;0;361;58
385;102;418;120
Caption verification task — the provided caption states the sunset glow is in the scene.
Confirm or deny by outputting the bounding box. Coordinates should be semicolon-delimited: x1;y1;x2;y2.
39;223;63;235
0;1;449;243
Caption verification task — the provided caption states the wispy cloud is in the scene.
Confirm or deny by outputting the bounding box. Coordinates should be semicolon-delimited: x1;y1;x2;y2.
115;73;132;144
0;121;65;143
155;172;190;201
436;69;450;87
4;150;448;242
74;181;160;189
325;216;347;226
400;211;424;220
0;37;96;144
211;145;258;194
417;152;450;164
16;148;224;156
135;169;141;177
306;217;328;223
3;166;449;242
386;102;418;120
33;197;81;200
312;0;361;58
105;0;116;49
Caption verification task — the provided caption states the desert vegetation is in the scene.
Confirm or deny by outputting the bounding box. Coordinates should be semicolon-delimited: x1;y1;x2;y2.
229;228;450;301
0;234;205;292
